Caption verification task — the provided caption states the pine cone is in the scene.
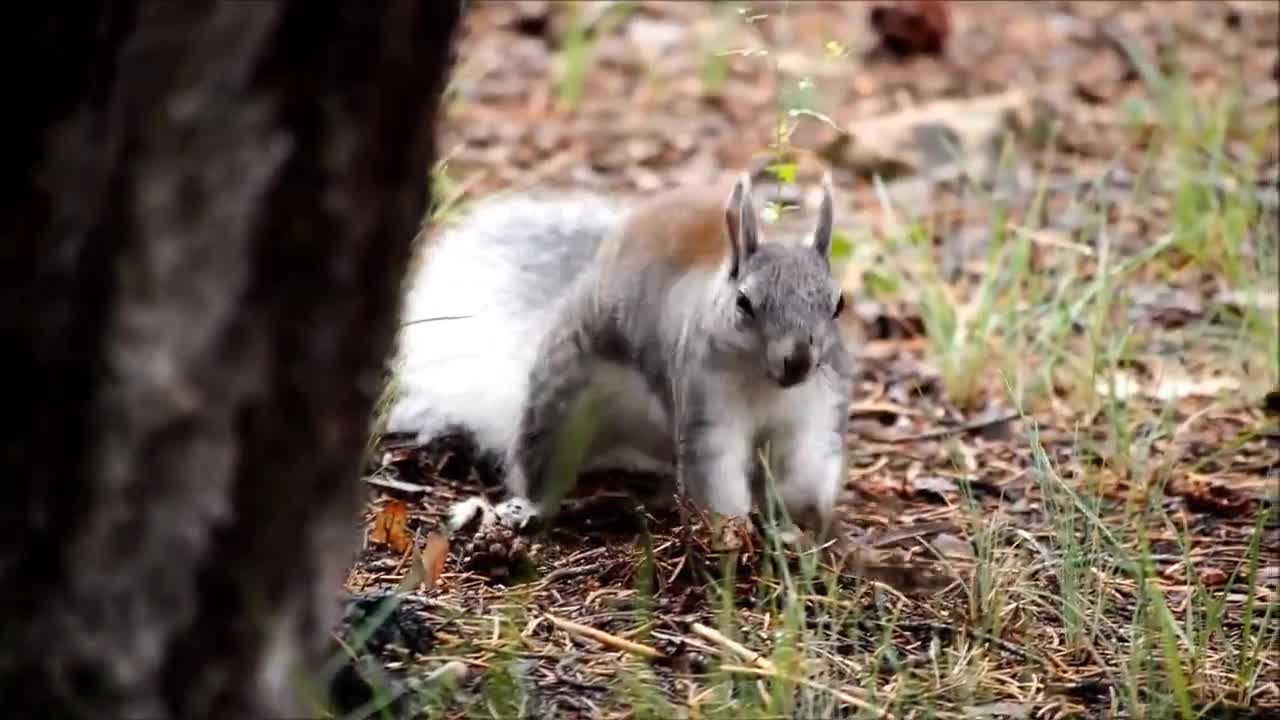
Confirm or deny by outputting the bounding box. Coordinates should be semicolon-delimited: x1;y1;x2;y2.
459;521;531;581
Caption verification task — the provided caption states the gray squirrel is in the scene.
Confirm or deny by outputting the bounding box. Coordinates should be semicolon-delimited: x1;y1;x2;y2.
387;171;853;539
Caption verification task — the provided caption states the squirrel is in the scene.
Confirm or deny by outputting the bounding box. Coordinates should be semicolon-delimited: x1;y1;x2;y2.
387;171;853;539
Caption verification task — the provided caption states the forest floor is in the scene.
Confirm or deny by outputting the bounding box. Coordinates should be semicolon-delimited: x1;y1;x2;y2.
341;2;1278;718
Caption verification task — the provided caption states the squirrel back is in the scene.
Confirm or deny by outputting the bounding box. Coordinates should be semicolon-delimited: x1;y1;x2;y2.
386;192;625;462
599;182;734;272
387;182;738;466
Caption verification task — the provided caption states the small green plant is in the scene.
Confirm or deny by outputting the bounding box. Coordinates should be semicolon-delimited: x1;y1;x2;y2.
554;1;637;111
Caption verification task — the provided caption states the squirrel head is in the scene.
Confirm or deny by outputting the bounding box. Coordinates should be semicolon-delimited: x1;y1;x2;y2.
718;171;845;389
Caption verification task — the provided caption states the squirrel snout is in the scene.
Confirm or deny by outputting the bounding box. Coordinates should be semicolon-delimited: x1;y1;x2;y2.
770;339;813;388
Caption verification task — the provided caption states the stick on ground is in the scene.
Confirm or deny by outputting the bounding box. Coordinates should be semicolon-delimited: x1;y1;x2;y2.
690;622;775;670
544;613;664;660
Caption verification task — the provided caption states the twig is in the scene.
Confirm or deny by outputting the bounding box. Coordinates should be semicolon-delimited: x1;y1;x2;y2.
849;456;889;478
883;411;1020;444
362;474;428;496
539;565;596;585
544;613;664;660
865;520;954;548
718;664;889;718
690;622;775;670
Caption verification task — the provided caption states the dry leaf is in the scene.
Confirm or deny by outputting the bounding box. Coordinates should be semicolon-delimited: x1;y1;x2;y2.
1199;567;1228;587
423;533;450;589
392;533;449;594
911;475;959;501
1172;478;1253;516
370;499;412;555
397;543;426;594
931;532;975;560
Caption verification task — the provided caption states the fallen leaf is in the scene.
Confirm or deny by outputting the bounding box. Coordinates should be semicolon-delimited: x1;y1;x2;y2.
423;533;450;589
931;532;975;560
370;500;412;555
911;475;959;501
1129;283;1204;327
1074;48;1130;104
1172;477;1253;516
866;520;955;547
396;542;426;594
1199;567;1228;587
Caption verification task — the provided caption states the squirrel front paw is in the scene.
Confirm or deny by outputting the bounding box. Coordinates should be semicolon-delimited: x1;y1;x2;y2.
494;496;539;531
449;495;541;534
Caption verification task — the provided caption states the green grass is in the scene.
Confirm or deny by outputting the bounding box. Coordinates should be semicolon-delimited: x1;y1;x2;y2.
554;2;638;112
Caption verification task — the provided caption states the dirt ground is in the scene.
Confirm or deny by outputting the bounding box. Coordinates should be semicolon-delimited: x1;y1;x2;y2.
343;2;1279;718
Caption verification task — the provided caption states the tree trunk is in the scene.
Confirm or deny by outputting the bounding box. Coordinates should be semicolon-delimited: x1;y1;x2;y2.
0;1;460;717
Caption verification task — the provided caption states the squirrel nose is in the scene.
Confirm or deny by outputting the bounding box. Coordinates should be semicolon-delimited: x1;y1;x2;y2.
778;342;812;387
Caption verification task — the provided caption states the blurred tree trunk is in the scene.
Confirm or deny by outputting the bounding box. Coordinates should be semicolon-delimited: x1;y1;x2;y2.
0;1;460;717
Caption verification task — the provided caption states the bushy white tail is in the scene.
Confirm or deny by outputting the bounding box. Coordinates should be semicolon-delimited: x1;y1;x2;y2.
386;194;623;460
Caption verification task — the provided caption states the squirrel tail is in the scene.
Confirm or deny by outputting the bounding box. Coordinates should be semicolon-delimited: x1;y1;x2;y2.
385;193;622;462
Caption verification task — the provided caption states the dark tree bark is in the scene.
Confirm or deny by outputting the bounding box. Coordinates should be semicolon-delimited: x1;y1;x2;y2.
0;1;461;717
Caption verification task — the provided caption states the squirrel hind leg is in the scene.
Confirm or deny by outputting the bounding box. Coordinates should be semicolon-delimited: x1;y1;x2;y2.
582;362;674;473
508;360;675;518
505;309;602;516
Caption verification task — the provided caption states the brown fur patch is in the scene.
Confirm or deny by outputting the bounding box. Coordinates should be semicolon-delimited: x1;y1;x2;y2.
601;182;737;272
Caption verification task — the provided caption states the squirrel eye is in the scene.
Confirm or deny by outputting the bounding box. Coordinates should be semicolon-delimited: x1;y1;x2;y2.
736;292;754;318
832;293;845;319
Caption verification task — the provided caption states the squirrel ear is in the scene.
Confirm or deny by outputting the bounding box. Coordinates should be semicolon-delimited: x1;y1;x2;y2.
811;171;834;260
725;172;760;277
